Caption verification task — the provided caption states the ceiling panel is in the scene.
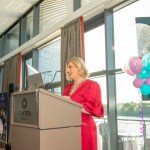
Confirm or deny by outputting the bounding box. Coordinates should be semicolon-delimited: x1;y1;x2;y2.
0;0;40;36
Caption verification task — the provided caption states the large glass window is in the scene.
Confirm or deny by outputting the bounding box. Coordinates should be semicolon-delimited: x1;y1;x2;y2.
5;23;19;54
26;11;33;41
85;25;106;73
114;0;150;149
90;76;107;115
38;37;61;93
84;23;106;110
114;0;150;69
22;54;32;89
84;23;107;150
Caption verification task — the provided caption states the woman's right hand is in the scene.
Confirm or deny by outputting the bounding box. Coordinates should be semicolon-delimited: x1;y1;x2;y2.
63;96;70;99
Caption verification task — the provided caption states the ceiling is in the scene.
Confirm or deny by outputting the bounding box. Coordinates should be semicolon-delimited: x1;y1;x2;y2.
0;0;40;36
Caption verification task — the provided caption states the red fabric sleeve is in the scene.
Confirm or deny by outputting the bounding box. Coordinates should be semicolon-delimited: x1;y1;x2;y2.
83;81;104;117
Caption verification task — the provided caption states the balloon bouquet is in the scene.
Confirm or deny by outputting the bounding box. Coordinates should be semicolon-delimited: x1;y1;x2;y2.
123;53;150;96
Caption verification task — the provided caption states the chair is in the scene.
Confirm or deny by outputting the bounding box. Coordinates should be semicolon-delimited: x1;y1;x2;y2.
99;123;123;150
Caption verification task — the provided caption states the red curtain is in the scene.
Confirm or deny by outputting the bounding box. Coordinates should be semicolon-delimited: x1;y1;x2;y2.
80;16;85;61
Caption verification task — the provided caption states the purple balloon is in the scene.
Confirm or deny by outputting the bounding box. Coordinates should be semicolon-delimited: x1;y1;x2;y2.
128;56;143;74
133;78;144;88
145;78;150;86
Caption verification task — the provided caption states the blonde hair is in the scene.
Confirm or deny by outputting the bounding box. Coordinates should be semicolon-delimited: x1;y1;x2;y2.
66;57;89;81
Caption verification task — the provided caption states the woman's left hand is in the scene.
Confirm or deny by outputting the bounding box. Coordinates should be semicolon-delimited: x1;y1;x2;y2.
81;107;90;114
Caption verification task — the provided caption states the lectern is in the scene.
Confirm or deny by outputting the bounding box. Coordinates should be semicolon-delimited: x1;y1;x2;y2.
11;88;82;150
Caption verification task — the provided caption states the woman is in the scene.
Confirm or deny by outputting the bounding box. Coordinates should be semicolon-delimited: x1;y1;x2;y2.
62;57;104;150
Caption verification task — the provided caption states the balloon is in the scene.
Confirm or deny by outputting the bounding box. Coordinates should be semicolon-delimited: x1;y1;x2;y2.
136;24;150;57
133;78;144;88
142;53;150;70
137;67;150;79
145;78;150;86
140;84;150;95
128;56;142;74
123;63;135;76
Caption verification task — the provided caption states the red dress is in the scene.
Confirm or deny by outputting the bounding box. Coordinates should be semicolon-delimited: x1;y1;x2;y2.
62;79;104;150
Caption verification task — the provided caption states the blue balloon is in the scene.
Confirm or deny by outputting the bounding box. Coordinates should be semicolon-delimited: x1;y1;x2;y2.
142;53;150;70
137;67;149;79
149;71;150;78
140;84;150;95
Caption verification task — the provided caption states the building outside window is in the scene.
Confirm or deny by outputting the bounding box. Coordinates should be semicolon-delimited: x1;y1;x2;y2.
38;37;61;94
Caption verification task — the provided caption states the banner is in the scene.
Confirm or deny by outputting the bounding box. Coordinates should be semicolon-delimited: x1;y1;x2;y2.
0;92;8;149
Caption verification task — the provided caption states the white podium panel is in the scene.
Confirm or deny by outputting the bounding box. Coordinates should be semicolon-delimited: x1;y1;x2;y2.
11;89;82;150
11;125;81;150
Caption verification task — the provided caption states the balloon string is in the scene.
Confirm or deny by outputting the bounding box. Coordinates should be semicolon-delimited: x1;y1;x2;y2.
137;89;145;136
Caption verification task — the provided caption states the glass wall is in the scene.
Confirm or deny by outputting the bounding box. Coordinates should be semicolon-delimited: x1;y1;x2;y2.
38;37;61;93
84;21;107;149
114;0;150;149
84;24;107;113
5;23;19;54
22;54;33;89
85;25;106;72
26;11;34;41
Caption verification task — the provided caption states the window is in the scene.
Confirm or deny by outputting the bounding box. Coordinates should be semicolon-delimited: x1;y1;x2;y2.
84;21;107;150
84;15;106;111
38;38;61;94
114;0;150;112
5;23;19;54
90;76;107;114
114;0;150;69
85;25;107;113
22;53;32;89
26;11;33;41
114;0;150;149
85;25;105;72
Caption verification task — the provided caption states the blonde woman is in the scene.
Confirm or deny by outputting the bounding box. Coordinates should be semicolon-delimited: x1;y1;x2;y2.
63;57;104;150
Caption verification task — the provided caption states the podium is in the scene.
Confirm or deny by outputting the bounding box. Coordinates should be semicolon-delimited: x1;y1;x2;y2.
10;88;82;150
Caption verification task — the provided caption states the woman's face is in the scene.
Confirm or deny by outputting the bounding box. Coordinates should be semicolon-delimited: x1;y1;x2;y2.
66;61;80;80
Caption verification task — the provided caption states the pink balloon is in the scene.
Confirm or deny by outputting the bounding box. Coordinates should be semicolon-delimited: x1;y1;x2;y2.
133;78;144;88
145;78;150;86
123;64;135;76
128;56;143;74
128;56;137;62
